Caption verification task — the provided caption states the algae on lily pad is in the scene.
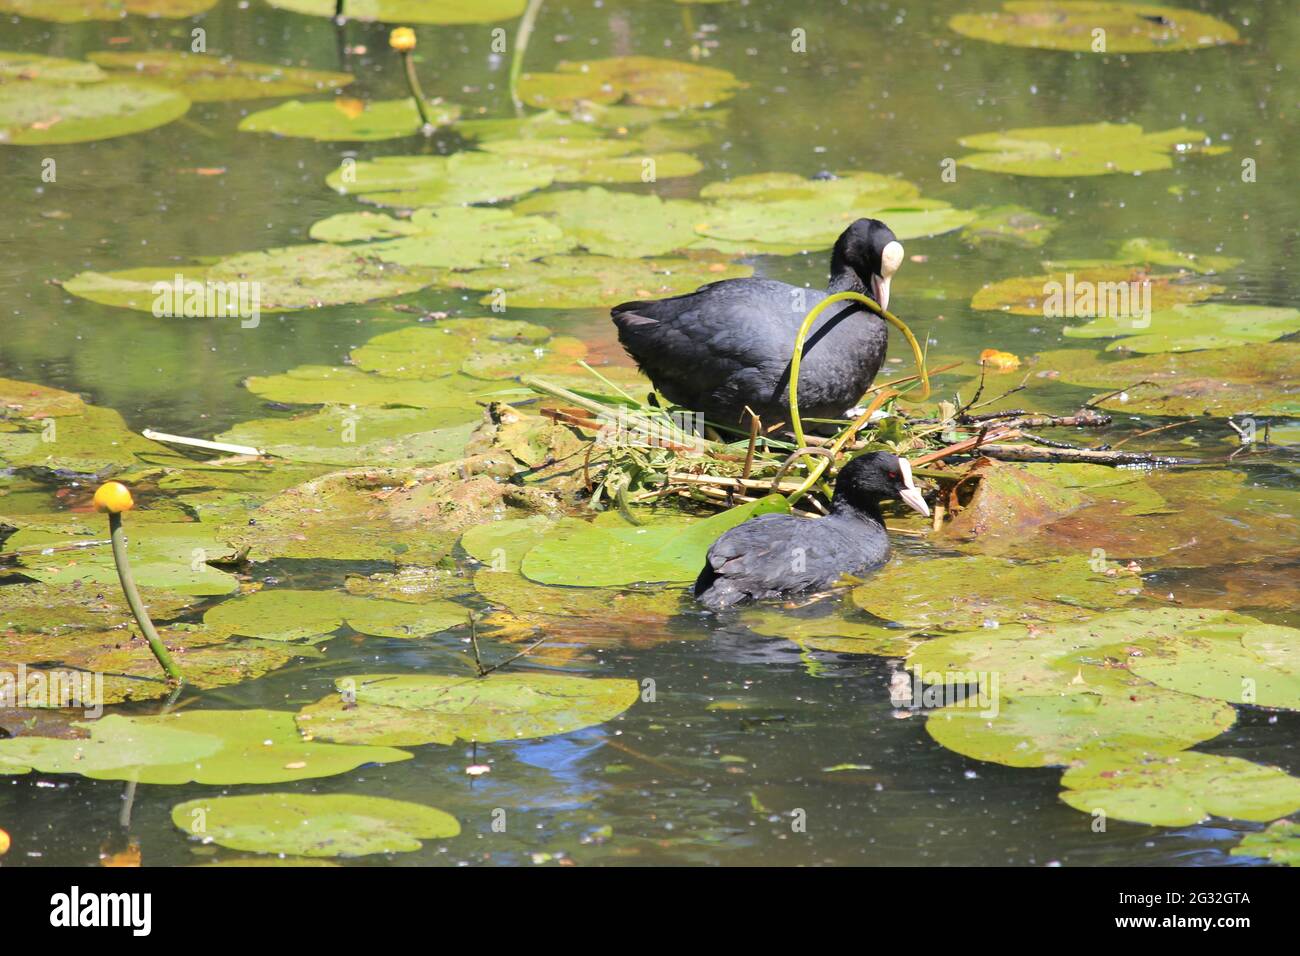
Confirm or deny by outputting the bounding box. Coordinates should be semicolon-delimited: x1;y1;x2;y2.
957;123;1217;177
0;709;410;784
852;555;1131;631
217;405;477;466
950;2;1239;54
87;51;353;102
1037;342;1300;416
971;266;1222;315
0;0;217;22
239;97;459;141
520;496;789;587
0;376;86;420
265;0;525;23
1064;304;1300;353
349;319;586;382
173;793;459;857
926;686;1235;768
1231;821;1300;866
518;56;744;111
0;79;189;146
444;254;752;309
1060;753;1300;827
204;587;467;642
296;671;639;746
327;152;555;207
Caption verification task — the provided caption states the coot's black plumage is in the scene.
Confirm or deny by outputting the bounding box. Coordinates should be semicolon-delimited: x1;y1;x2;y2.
694;452;929;610
612;218;904;429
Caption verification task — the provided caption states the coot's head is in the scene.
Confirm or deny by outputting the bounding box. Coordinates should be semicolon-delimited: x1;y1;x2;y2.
832;451;930;517
830;218;904;310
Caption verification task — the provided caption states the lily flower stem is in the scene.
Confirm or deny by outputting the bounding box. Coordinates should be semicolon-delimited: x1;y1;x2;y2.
107;512;184;685
400;50;435;130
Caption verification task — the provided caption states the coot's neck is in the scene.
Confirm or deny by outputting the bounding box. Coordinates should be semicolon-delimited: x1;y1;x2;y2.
827;266;869;296
829;496;885;526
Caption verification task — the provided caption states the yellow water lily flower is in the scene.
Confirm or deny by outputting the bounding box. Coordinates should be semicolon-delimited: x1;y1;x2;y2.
92;481;135;514
389;27;417;53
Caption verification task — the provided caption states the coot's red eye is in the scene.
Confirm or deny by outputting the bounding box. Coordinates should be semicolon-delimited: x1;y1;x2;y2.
888;471;898;479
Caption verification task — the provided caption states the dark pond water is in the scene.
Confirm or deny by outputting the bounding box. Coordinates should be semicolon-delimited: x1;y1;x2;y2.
0;0;1297;866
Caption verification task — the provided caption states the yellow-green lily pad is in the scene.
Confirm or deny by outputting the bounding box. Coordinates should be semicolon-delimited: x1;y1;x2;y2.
518;56;743;110
244;364;500;410
204;588;467;642
172;793;459;857
957;122;1218;176
1231;820;1300;866
296;671;639;746
971;266;1222;314
0;79;189;146
206;243;436;310
0;0;216;22
1064;304;1300;353
87;50;352;102
327;152;555;207
265;0;525;24
0;52;105;83
239;97;459;141
514;187;705;257
950;2;1239;54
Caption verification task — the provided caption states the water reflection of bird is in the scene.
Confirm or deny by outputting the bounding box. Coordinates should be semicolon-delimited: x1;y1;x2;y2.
694;453;929;609
611;218;904;431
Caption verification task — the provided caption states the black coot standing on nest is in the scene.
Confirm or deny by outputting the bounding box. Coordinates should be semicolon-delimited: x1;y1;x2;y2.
611;218;904;430
694;452;929;609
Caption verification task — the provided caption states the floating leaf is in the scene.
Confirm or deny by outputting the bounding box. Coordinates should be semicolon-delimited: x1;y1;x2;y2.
362;207;573;269
265;0;526;24
957;123;1216;177
244;365;498;410
971;266;1222;315
950;2;1239;54
514;188;704;257
1037;343;1300;416
350;319;585;382
307;211;425;243
1231;821;1300;866
87;51;352;102
216;405;477;466
518;56;743;110
1064;304;1300;353
444;254;752;309
0;52;104;84
960;205;1059;248
852;555;1132;631
204;588;467;642
206;243;435;310
327;153;555;207
345;566;473;604
741;605;924;657
61;265;276;316
172;793;459;857
938;459;1090;553
0;79;189;146
926;686;1235;768
0;376;86;419
520;496;788;587
239;97;459;141
1060;753;1300;826
296;672;639;746
1048;237;1241;275
0;0;217;22
0;709;410;783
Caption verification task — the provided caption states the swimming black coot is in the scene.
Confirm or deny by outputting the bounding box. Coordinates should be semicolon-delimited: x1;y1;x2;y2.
694;452;929;609
612;218;904;430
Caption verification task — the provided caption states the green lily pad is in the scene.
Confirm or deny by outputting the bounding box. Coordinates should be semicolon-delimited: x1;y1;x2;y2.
0;79;189;146
0;376;86;419
520;496;788;587
204;588;467;642
239;97;459;141
926;685;1235;768
345;565;474;604
172;793;459;857
1064;304;1300;353
0;581;195;639
243;364;501;410
960;205;1059;248
327;153;555;207
741;606;924;657
5;516;240;596
60;265;279;316
971;266;1222;315
1231;821;1300;866
206;243;435;310
518;56;743;111
363;207;574;269
87;51;352;102
1061;753;1300;826
265;0;525;24
1048;237;1242;275
216;405;477;466
1037;342;1300;416
296;671;640;746
443;254;752;309
350;319;586;382
514;188;705;257
0;52;105;83
0;0;217;22
938;459;1090;553
852;555;1132;631
307;211;426;243
950;2;1239;54
0;709;410;783
957;123;1217;176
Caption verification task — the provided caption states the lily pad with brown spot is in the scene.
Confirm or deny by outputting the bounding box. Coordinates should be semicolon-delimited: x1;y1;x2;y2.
518;56;743;111
0;52;105;84
970;266;1222;315
87;51;353;102
239;97;459;141
0;377;86;419
949;2;1239;54
0;79;189;146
